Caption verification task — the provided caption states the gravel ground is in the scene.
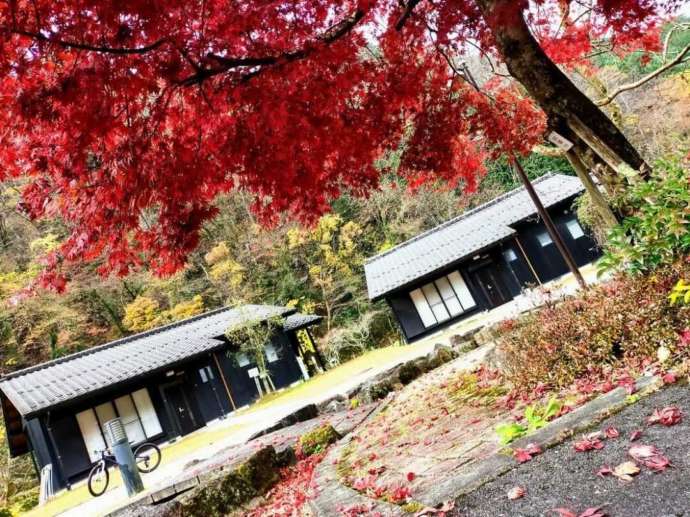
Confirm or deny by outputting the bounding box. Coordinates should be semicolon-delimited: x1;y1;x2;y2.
451;384;690;517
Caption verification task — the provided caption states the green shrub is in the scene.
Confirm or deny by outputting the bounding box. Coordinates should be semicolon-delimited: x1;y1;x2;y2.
397;361;423;385
297;424;341;457
599;158;690;275
498;261;690;389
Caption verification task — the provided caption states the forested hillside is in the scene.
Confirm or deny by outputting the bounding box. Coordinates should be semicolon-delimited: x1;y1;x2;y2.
0;153;569;372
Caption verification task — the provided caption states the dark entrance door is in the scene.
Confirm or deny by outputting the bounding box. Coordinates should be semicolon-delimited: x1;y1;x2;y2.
162;383;198;436
472;264;511;308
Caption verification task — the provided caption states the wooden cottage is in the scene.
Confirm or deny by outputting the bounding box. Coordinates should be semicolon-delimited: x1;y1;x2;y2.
0;305;322;490
364;173;601;342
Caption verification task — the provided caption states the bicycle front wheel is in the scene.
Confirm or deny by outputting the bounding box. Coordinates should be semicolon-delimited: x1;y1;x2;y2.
134;443;161;473
87;462;109;497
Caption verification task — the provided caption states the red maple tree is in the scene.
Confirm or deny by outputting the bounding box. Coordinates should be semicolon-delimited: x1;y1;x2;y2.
0;0;680;288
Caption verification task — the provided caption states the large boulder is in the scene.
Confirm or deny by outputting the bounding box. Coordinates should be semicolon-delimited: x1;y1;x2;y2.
427;344;458;369
397;360;423;385
155;446;280;517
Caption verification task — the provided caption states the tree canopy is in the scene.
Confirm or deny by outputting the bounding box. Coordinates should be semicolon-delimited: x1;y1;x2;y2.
0;0;682;289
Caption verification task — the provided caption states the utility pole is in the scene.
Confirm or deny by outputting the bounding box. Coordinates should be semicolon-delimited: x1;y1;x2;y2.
512;154;587;290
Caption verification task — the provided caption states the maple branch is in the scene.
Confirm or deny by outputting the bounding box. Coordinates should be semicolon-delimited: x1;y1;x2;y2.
178;9;365;86
10;28;168;55
395;0;424;31
596;42;690;106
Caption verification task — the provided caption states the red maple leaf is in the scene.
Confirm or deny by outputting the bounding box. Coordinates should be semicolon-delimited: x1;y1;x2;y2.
629;430;643;442
574;433;604;452
662;372;677;384
603;427;619;439
628;444;672;472
514;443;542;463
647;406;682;427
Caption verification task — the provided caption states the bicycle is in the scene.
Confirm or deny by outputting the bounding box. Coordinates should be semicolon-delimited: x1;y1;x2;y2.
87;442;161;497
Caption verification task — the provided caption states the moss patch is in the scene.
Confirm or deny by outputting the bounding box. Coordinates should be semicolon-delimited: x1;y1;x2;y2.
298;424;341;457
160;446;280;517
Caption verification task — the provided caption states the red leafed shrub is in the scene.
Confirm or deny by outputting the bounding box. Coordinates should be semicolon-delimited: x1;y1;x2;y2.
497;261;690;389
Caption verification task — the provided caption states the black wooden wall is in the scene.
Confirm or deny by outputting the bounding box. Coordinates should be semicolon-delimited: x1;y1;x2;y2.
384;198;601;343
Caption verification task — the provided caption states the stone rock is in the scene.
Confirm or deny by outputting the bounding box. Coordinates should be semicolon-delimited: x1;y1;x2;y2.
397;360;423;385
414;356;432;373
427;344;458;369
154;446;280;517
297;424;341;456
249;403;319;440
317;395;348;414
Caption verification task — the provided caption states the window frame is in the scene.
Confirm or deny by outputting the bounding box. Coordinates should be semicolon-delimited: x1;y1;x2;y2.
565;218;585;239
409;271;477;329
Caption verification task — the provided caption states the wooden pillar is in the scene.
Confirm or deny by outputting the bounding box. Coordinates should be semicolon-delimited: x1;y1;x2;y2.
306;329;327;371
212;353;237;411
514;236;542;286
512;156;587;289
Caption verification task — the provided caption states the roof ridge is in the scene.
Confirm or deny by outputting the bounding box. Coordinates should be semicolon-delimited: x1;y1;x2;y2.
0;304;284;382
364;172;557;265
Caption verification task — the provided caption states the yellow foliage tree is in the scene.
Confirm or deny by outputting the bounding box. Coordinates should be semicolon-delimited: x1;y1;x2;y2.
123;295;206;332
287;215;364;331
205;242;245;287
122;296;161;332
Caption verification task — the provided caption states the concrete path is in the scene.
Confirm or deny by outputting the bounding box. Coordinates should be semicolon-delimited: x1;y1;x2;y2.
451;383;690;517
53;340;437;517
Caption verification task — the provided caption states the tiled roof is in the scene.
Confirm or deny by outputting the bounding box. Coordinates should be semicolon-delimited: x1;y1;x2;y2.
364;173;585;300
0;305;319;417
283;313;323;332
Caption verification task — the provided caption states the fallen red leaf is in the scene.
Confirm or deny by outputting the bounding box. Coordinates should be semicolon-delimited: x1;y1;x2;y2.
647;406;682;427
628;444;672;472
526;443;542;455
629;430;643;441
514;448;533;463
574;433;604;452
596;465;613;478
579;508;607;517
662;372;677;384
514;443;542;463
507;486;526;500
604;427;619;439
553;508;577;517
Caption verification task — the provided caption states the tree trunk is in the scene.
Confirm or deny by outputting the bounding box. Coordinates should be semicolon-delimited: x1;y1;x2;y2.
565;148;619;230
474;0;649;178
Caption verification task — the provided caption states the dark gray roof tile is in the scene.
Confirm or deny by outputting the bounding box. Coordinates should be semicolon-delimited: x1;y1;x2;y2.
0;304;320;417
364;173;585;300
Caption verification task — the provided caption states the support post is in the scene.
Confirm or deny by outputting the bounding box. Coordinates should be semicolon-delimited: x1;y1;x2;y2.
512;156;587;289
212;352;237;411
514;237;542;286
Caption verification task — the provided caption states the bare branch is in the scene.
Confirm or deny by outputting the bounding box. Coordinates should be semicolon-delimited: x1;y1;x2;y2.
395;0;424;31
10;28;168;55
179;9;365;86
596;42;690;106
